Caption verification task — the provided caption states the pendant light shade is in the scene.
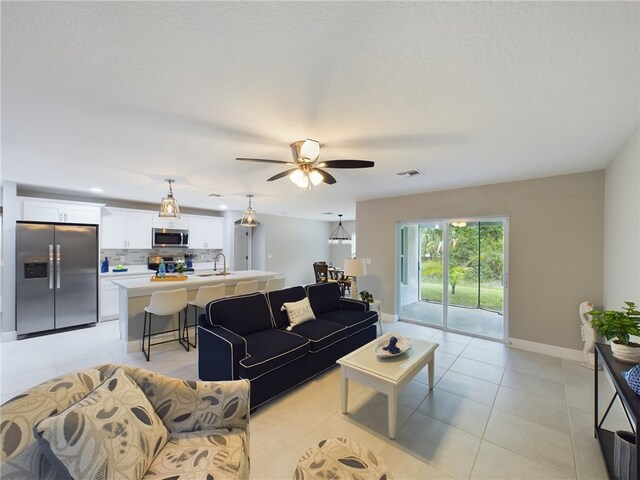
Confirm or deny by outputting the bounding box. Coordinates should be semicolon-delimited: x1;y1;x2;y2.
328;214;351;244
159;179;180;218
238;194;259;227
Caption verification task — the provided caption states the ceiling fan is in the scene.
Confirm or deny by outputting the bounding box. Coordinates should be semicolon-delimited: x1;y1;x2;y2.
236;139;374;189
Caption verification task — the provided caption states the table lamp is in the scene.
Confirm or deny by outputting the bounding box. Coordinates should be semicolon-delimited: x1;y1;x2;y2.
344;258;367;300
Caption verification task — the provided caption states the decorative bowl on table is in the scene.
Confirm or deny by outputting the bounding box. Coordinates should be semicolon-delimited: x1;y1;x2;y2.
375;335;411;358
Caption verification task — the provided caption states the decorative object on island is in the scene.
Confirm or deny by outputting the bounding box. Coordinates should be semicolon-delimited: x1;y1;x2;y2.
158;178;180;218
328;214;352;244
579;301;600;369
359;290;374;304
238;194;259;227
235;138;375;190
590;301;640;363
344;258;366;300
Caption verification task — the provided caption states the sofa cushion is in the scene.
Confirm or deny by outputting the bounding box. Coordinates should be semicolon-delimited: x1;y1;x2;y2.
317;309;379;333
239;329;309;380
267;286;307;328
34;369;169;480
104;365;250;433
206;292;273;337
143;429;249;480
306;282;342;316
0;368;104;480
282;297;316;328
287;319;348;352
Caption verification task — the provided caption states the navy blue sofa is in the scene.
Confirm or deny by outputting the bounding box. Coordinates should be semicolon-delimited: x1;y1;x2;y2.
197;282;379;410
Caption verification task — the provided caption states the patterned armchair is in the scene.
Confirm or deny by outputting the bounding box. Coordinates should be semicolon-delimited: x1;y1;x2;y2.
0;364;250;480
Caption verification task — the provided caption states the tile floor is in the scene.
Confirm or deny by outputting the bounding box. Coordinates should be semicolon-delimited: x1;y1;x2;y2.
0;320;626;479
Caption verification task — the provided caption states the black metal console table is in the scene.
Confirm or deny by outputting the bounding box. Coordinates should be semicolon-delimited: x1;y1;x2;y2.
594;343;640;479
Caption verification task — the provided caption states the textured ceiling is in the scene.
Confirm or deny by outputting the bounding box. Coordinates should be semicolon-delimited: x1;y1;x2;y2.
2;1;638;220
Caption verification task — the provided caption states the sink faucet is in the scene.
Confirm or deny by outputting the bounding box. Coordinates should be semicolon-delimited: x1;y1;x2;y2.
214;253;226;274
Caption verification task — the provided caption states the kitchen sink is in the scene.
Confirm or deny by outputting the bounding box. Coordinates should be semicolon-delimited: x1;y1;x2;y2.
196;272;233;277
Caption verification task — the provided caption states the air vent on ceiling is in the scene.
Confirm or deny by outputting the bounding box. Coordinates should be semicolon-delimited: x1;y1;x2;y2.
208;193;223;197
396;169;424;178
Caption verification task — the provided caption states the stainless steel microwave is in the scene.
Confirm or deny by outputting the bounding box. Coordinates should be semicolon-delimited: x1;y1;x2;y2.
152;228;189;248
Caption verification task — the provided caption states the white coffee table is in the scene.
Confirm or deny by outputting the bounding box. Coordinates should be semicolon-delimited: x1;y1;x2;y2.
337;332;438;439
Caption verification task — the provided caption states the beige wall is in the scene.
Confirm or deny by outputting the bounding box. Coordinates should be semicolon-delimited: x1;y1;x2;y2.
251;213;332;287
604;127;640;310
357;171;604;350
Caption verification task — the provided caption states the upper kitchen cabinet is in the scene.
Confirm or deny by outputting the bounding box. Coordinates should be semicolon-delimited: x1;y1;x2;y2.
152;215;189;230
22;198;103;224
188;215;223;249
101;207;152;249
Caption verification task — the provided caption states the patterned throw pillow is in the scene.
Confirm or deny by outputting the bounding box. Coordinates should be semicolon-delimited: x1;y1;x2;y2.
33;368;169;480
282;297;316;329
623;364;640;395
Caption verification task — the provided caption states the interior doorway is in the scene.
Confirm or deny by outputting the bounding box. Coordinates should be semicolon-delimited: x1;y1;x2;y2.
233;225;252;270
398;217;508;341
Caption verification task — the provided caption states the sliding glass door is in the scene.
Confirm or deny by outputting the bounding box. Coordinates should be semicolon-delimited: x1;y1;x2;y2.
399;217;508;340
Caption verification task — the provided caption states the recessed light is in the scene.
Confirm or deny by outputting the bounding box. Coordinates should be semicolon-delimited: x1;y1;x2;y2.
323;212;334;215
209;193;222;197
89;187;103;192
219;204;228;209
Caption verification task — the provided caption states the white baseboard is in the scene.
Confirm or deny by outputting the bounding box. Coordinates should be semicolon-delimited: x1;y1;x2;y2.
509;337;583;362
381;312;398;323
1;330;17;343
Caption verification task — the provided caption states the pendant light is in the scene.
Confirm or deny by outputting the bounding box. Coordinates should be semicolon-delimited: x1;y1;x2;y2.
158;179;180;218
238;194;259;227
328;214;351;244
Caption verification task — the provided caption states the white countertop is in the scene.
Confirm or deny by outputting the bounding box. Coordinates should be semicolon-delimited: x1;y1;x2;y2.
110;270;281;297
100;262;221;278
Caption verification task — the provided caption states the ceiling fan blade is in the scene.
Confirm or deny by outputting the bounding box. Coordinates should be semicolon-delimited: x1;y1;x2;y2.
320;160;375;169
236;157;293;165
267;168;299;182
315;168;337;185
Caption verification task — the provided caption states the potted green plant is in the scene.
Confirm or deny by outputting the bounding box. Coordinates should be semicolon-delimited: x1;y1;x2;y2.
359;290;374;304
590;301;640;363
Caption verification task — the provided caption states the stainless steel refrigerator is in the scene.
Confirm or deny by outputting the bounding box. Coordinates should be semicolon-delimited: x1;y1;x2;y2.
16;222;98;338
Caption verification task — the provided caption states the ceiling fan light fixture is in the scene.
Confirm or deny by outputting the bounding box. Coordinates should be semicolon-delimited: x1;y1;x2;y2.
290;169;306;187
309;170;323;186
299;138;320;161
328;214;352;245
158;179;180;218
238;194;259;227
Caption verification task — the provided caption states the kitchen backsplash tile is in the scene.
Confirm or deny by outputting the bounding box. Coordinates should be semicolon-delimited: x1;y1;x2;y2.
100;249;222;265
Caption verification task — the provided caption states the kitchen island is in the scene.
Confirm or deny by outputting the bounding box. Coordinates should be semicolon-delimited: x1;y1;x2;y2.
111;270;280;352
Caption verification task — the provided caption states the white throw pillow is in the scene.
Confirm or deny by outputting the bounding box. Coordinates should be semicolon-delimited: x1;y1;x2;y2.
281;297;316;329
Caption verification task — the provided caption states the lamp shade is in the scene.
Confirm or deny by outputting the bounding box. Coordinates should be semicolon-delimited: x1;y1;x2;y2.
159;179;180;218
236;194;258;227
344;258;366;277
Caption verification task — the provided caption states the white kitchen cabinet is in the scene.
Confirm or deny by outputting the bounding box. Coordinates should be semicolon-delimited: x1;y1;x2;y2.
152;215;189;230
188;215;223;249
22;198;102;224
101;208;152;249
100;274;152;320
100;279;120;320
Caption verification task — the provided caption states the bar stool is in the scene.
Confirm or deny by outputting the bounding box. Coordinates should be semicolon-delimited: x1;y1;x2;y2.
232;280;259;296
259;276;285;293
184;284;226;348
142;288;188;361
